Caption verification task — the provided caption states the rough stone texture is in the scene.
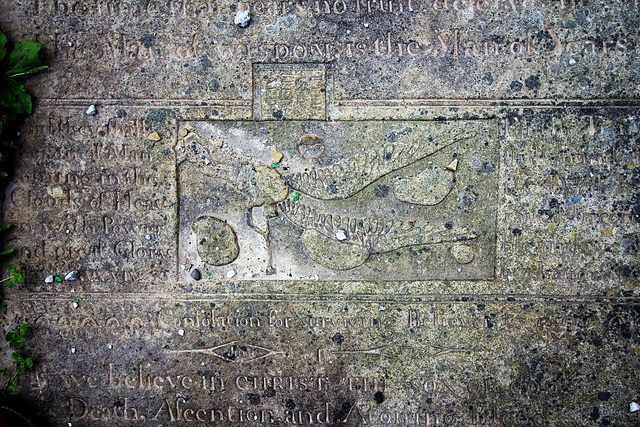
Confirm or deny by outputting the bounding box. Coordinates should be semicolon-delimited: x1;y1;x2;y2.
0;0;639;425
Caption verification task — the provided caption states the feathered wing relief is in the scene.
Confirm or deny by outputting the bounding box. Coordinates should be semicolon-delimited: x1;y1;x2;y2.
279;200;476;255
282;130;476;200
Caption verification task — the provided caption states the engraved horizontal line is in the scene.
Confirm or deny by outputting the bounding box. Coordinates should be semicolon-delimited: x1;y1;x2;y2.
7;292;640;305
336;98;640;108
37;98;251;107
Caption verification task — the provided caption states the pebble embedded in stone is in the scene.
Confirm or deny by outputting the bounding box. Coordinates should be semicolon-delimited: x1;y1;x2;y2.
86;104;97;115
45;275;54;283
178;329;185;336
147;132;161;141
227;269;236;278
179;128;188;137
70;348;76;354
335;229;347;241
446;159;458;171
450;244;474;264
569;58;577;66
190;269;202;280
234;5;251;27
65;270;79;281
631;402;640;413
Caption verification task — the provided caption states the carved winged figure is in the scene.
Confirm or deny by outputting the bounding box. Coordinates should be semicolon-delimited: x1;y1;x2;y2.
176;126;477;274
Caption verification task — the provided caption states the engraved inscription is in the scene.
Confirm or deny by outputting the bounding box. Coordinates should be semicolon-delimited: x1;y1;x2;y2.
253;64;329;120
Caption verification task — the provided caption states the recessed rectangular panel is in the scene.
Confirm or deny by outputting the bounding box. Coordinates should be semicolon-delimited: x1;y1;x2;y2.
177;120;498;281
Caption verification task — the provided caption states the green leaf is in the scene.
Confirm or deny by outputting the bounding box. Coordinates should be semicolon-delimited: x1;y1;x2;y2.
16;273;24;283
0;78;32;114
8;277;15;288
7;264;15;275
0;121;3;135
2;40;42;78
25;358;33;368
0;223;11;232
10;65;48;78
19;323;27;336
7;384;15;391
14;337;24;348
0;32;6;61
5;332;17;342
12;353;24;362
0;248;14;255
15;364;24;375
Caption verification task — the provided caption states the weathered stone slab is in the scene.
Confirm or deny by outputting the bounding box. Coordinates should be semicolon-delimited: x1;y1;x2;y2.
6;295;640;425
0;0;639;425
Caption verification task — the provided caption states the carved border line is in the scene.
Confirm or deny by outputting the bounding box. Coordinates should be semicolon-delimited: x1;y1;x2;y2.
34;98;640;108
8;292;640;304
336;98;640;108
37;98;252;107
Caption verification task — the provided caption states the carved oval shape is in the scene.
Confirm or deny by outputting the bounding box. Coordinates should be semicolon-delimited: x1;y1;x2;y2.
301;229;370;270
393;165;454;206
297;134;325;158
192;216;239;266
450;244;474;264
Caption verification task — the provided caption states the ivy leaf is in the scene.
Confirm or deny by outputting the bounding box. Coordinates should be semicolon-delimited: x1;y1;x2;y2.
19;323;27;336
2;40;42;78
7;264;15;275
25;358;33;368
0;223;11;232
0;248;14;255
0;32;7;62
17;273;24;283
15;364;24;375
8;277;15;288
5;332;17;342
11;353;24;362
7;384;15;391
13;337;24;348
0;78;32;114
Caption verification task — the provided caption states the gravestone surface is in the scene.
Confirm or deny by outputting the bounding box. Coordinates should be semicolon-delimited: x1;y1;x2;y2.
0;0;639;425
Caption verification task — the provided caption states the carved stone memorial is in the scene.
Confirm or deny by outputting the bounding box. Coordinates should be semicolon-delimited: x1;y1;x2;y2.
0;0;639;425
